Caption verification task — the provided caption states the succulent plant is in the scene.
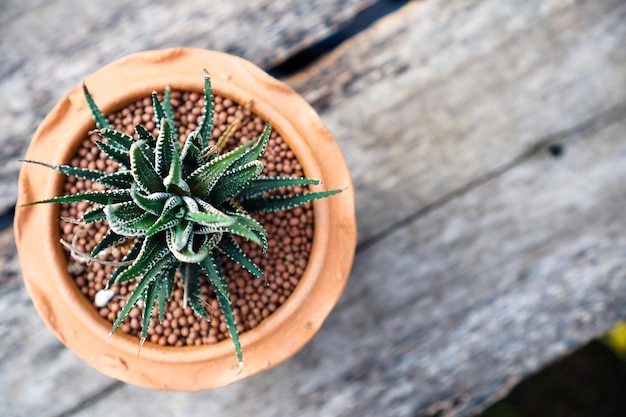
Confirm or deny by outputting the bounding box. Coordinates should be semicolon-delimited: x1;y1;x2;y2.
23;70;340;365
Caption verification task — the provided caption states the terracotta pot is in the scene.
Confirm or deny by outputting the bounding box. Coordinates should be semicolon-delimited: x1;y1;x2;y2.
14;48;356;390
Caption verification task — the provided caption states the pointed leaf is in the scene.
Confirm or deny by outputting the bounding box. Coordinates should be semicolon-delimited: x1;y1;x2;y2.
230;212;268;252
201;252;242;364
218;234;263;278
152;91;166;129
155;118;175;177
182;263;210;320
232;123;271;170
173;220;194;251
96;128;134;151
82;83;111;129
141;276;163;339
241;190;342;213
146;196;184;236
238;177;321;200
166;231;219;263
20;159;104;181
110;254;172;335
108;238;143;285
186;210;234;228
83;206;106;223
130;140;164;193
163;86;178;142
105;202;157;236
135;124;156;145
23;189;131;206
91;229;127;257
95;139;130;169
157;259;178;323
97;171;134;189
180;131;202;175
186;141;254;197
131;185;169;215
210;161;263;206
113;235;170;284
197;69;215;149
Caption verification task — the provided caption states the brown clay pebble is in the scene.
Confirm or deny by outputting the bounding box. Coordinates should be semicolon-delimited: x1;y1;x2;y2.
59;90;315;347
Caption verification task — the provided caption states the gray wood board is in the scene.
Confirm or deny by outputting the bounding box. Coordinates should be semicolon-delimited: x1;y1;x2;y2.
1;0;626;416
0;228;118;417
288;0;626;243
0;0;376;214
58;83;626;417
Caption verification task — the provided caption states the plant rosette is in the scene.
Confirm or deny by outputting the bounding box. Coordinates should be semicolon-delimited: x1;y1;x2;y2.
15;48;356;390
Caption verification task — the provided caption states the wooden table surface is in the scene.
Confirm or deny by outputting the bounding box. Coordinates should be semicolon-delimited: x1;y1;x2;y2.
1;1;625;416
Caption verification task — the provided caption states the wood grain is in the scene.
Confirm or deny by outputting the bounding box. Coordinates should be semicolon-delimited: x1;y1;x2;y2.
289;0;626;243
0;227;119;417
1;0;625;416
0;0;375;213
42;81;626;417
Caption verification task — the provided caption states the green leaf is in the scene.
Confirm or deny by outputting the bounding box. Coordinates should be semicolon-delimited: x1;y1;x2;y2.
141;277;163;339
166;230;220;263
210;161;264;206
197;69;215;149
113;235;171;284
241;189;342;213
231;123;271;170
186;141;254;198
83;206;106;223
95;139;130;169
131;185;169;215
163;86;179;143
230;212;268;252
201;252;242;365
105;202;158;236
96;128;134;151
227;221;264;246
110;254;173;335
82;83;111;129
186;210;234;228
108;238;143;286
155;118;175;178
161;120;189;194
135;124;156;145
20;159;104;181
172;220;194;251
91;229;127;257
182;263;210;320
152;91;166;129
23;189;131;206
238;177;321;200
158;261;178;322
130;140;164;193
97;171;134;189
218;234;263;278
146;196;184;236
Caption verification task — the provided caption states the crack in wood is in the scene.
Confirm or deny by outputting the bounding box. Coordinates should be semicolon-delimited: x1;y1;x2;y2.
269;0;410;77
356;99;626;255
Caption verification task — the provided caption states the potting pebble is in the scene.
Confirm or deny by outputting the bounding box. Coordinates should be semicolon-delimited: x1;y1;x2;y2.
58;90;315;347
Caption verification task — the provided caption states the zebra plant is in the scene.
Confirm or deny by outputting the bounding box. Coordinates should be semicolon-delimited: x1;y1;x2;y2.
22;69;340;366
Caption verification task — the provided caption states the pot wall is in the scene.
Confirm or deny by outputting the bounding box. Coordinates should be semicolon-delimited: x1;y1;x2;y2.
15;48;356;390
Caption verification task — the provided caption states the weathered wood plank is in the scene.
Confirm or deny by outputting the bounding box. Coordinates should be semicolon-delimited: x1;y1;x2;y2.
0;0;376;213
289;0;626;243
63;89;626;417
2;0;625;416
0;227;120;417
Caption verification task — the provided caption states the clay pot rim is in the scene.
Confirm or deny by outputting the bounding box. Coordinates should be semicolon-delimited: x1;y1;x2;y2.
15;48;356;390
